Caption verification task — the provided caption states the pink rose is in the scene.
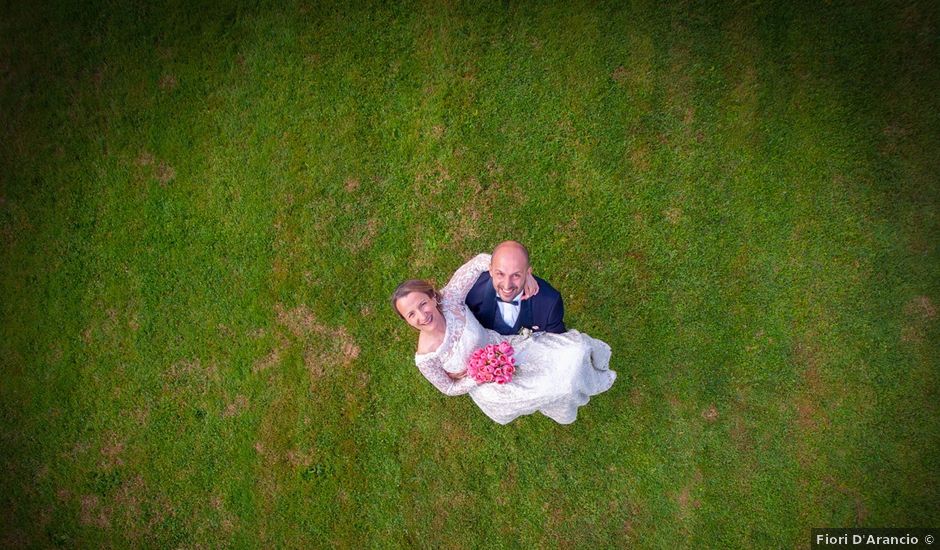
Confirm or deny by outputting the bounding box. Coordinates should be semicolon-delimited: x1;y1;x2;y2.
468;344;517;384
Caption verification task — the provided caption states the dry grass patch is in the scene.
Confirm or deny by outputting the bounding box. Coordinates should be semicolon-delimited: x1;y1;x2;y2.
561;215;579;236
629;141;650;172
162;357;219;410
901;294;936;344
409;223;439;273
543;502;577;549
825;476;869;526
133;150;175;186
348;217;381;254
0;199;32;250
629;387;644;407
790;335;836;475
495;462;518;506
879;121;912;156
619;501;642;541
744;329;769;353
436;418;478;457
793;340;828;431
665;27;695;135
302;52;319;67
611;65;629;83
674;469;703;522
274;303;320;338
135;151;154;167
667;393;682;411
164;357;218;387
730;414;753;453
252;387;308;508
223;394;249;418
132;406;150;426
444;174;523;257
210;493;237;534
664;207;682;224
66;474;172;538
99;431;126;471
904;294;936;320
906;210;932;255
303;347;325;379
80;494;111;528
91;64;106;90
722;11;760;138
155;161;175;185
485;159;504;177
461;66;477;83
158;74;178;91
284;447;314;468
413;160;452;197
252;333;286;373
626;248;653;287
267;303;361;383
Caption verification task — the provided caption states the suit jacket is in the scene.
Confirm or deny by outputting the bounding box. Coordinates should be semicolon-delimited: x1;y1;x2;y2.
465;272;566;335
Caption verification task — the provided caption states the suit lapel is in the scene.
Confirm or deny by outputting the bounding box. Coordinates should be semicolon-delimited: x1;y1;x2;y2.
483;285;500;328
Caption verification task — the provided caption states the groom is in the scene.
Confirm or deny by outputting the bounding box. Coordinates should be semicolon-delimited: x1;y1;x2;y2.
465;241;566;335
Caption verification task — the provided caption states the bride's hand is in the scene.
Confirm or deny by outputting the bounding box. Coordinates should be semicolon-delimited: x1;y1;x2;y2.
447;370;467;380
521;272;539;300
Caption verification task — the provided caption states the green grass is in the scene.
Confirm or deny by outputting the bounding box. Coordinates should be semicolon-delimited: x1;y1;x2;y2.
2;0;938;547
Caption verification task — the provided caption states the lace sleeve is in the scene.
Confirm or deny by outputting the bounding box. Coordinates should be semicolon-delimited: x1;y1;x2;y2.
415;356;477;396
441;253;491;306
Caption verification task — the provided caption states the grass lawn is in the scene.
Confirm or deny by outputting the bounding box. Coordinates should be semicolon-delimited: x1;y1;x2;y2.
1;0;938;547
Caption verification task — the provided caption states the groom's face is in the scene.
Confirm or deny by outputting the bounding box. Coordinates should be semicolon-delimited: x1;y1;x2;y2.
490;249;532;301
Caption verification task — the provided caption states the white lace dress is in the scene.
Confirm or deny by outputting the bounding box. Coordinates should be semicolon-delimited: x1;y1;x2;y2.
414;254;617;425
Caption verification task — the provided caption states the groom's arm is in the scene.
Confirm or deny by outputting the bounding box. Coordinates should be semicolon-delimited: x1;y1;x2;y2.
534;277;566;333
543;293;566;334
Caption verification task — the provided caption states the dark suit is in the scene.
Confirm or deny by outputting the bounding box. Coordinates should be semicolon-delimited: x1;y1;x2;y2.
465;272;566;335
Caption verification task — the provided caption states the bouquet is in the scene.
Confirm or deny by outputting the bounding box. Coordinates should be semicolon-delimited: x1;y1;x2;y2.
467;342;516;384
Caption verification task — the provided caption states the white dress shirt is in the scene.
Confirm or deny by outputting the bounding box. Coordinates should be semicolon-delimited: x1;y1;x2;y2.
496;290;524;328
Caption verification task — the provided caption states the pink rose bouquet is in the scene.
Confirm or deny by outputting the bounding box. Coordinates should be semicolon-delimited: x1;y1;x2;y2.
467;342;516;384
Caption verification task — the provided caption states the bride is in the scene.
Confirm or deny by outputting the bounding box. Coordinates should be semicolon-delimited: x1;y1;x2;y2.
391;253;616;425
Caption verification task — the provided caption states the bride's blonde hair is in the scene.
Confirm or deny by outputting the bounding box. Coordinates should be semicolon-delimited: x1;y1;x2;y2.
391;279;443;320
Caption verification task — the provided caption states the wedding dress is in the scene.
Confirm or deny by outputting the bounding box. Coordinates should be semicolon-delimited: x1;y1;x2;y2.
414;254;617;425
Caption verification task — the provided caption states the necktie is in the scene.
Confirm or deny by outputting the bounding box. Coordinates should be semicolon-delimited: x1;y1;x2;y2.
497;297;519;306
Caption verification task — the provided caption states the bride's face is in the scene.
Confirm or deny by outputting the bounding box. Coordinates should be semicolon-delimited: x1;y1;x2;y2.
396;291;442;332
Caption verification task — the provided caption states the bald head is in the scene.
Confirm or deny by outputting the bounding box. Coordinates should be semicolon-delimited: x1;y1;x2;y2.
492;241;530;266
489;241;532;301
